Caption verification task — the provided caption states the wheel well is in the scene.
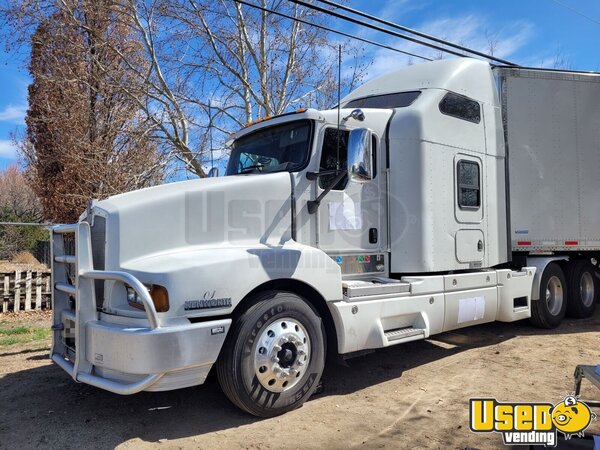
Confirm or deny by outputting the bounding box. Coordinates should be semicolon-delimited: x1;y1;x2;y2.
234;279;339;357
525;256;568;300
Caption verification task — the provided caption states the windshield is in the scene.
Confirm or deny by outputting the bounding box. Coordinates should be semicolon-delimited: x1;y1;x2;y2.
226;120;312;175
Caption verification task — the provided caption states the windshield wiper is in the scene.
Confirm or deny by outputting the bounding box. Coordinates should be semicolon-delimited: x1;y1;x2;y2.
239;164;264;174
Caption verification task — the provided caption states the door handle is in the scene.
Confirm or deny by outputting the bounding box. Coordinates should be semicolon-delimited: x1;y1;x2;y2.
477;240;484;252
369;228;378;244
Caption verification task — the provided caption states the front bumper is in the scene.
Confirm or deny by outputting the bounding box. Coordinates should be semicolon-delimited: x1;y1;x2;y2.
51;222;230;394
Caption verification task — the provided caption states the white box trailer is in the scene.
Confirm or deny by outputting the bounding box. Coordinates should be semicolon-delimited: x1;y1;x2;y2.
499;66;600;253
498;66;600;326
50;58;600;416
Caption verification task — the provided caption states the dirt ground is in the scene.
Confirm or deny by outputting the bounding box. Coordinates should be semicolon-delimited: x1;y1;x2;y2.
1;310;600;450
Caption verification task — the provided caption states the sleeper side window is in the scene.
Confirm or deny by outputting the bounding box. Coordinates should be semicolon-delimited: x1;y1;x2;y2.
342;91;421;109
457;160;480;209
440;93;481;124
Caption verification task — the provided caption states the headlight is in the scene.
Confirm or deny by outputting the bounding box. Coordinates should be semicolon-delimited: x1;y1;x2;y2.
127;285;169;312
126;286;145;310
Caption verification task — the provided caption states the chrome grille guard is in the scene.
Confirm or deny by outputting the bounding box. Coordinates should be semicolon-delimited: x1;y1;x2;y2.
50;222;163;394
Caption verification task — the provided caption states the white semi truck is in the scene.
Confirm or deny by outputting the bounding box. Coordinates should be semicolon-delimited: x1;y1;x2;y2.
51;58;600;416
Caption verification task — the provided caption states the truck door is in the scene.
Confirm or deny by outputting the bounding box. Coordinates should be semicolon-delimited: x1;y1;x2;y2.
315;127;383;257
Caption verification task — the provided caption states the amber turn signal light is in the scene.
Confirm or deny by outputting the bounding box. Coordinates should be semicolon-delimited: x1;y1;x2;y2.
150;285;169;312
127;284;169;312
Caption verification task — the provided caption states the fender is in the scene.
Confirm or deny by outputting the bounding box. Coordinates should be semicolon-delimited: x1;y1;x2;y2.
118;241;343;319
526;256;568;300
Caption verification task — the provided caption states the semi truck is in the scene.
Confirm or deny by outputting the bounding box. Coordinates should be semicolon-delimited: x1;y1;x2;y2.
50;58;600;417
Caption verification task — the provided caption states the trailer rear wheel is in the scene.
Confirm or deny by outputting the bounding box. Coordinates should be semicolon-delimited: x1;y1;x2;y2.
565;260;598;318
216;290;325;417
530;263;567;328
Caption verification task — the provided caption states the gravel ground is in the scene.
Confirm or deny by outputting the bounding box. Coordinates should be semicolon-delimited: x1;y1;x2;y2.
1;310;600;449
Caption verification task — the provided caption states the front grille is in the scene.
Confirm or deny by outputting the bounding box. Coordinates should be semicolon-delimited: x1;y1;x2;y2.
90;216;106;270
63;234;77;289
90;216;106;308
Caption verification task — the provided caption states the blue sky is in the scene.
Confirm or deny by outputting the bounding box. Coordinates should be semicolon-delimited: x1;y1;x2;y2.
1;0;600;171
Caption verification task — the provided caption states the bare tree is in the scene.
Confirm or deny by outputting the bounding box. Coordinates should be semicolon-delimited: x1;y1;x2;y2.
0;165;46;260
549;46;572;70
0;165;43;223
485;30;499;57
2;1;368;178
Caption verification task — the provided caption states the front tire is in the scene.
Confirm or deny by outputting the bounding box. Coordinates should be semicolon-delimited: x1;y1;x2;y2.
565;260;598;318
530;262;567;329
216;291;325;417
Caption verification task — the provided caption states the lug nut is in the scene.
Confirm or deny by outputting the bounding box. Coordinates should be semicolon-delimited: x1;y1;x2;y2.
297;360;305;366
271;356;279;363
273;366;281;374
297;349;306;356
289;368;298;376
272;345;282;352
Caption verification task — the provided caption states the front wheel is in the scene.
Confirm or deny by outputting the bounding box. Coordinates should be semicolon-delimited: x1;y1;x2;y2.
216;291;325;417
530;262;567;329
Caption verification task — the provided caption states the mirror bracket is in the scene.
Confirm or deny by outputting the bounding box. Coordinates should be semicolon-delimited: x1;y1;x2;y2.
307;170;347;214
306;169;339;181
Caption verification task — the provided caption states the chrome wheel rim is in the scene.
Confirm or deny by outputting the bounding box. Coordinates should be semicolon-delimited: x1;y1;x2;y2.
253;318;310;393
580;272;595;308
546;275;563;316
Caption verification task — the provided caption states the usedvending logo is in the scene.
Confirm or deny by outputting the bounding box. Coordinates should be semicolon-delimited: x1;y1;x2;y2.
470;395;596;446
184;290;232;310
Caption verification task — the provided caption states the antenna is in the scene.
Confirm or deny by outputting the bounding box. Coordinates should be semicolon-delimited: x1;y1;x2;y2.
336;44;341;172
209;99;214;171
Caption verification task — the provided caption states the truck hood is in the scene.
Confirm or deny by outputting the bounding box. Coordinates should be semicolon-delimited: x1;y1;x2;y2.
92;172;293;267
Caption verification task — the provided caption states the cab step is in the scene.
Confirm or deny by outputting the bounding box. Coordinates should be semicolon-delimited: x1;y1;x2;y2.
385;327;426;342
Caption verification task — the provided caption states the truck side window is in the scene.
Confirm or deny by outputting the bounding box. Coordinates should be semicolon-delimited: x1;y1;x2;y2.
318;129;377;190
440;93;481;124
319;128;350;190
457;160;480;209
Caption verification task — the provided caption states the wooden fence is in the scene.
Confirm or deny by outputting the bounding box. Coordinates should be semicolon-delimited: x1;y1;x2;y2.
1;270;52;313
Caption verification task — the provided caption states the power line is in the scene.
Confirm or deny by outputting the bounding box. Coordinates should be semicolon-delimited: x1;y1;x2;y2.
288;0;470;59
233;0;432;61
551;0;600;26
314;0;518;66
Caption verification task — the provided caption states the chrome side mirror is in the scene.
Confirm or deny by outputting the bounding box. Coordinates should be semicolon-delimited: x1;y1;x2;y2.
347;128;373;183
208;167;219;178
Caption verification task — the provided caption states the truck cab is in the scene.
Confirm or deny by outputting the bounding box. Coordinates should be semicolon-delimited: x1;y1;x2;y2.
51;58;539;417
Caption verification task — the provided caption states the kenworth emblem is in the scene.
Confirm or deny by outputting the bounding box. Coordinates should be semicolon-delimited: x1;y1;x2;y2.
184;291;232;310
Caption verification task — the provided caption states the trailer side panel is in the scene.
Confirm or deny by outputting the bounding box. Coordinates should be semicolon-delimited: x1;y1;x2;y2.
496;67;600;252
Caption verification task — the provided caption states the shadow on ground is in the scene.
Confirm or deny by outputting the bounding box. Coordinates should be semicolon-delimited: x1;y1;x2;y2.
1;312;599;449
